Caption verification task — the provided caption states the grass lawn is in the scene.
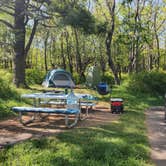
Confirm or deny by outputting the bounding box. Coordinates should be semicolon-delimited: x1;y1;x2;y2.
0;83;164;166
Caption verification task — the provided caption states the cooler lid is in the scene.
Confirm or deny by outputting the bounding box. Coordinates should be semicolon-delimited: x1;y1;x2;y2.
110;98;123;102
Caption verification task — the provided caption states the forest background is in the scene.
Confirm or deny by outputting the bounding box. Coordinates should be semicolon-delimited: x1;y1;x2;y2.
0;0;165;89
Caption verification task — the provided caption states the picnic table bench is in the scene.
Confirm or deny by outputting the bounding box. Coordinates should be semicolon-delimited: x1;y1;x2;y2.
12;107;80;128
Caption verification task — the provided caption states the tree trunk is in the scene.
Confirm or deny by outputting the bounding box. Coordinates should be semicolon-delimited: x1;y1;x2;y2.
133;0;140;73
105;33;120;85
74;29;82;75
61;32;66;70
44;31;49;72
65;30;73;74
99;43;106;75
148;44;153;71
155;33;160;69
105;0;120;85
164;39;166;70
10;59;13;70
13;0;26;87
154;10;160;70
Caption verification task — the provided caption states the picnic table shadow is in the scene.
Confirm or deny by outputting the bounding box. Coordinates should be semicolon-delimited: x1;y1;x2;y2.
0;107;120;148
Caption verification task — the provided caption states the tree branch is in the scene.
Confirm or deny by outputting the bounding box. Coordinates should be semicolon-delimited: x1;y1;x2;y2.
0;41;13;47
0;19;14;29
0;7;14;16
41;23;58;28
0;1;14;11
157;19;166;31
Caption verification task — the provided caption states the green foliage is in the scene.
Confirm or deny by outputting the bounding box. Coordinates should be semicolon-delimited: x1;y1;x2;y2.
0;78;18;100
101;72;115;85
26;69;45;85
0;69;13;84
72;72;86;85
96;21;107;34
128;71;166;96
0;70;25;119
62;6;96;34
0;83;162;166
72;72;80;84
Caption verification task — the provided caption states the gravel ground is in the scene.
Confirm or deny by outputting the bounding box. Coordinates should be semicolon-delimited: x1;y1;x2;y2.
146;107;166;166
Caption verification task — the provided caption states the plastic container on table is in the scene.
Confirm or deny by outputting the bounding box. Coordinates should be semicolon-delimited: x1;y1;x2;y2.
66;89;79;111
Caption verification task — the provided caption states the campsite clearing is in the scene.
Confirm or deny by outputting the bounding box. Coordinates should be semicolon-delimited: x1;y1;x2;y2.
0;103;119;148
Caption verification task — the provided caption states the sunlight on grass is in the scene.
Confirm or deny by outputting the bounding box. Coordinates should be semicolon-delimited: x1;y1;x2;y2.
0;79;161;166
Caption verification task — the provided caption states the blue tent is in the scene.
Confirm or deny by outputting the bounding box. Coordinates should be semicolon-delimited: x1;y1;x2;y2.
42;69;75;88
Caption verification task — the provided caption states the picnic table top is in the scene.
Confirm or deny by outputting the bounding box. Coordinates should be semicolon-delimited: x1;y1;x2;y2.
21;92;96;100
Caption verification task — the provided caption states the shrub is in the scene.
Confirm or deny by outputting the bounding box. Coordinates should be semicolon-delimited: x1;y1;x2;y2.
128;71;166;96
72;72;86;85
26;68;45;85
101;72;115;86
0;78;18;99
0;69;13;83
72;72;80;84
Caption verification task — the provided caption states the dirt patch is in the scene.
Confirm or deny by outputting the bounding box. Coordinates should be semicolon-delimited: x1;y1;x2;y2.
0;104;119;149
146;107;166;166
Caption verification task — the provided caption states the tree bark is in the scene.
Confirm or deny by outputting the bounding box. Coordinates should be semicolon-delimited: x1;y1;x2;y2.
61;32;66;70
153;2;161;70
65;30;73;74
13;0;26;87
105;0;120;85
0;0;48;87
148;44;153;71
99;43;106;75
74;29;82;75
44;31;49;72
133;0;140;73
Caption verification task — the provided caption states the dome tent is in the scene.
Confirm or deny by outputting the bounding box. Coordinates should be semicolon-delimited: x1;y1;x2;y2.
42;69;75;88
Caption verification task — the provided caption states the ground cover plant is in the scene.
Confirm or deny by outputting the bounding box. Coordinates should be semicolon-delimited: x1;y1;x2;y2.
0;70;40;120
0;0;166;165
0;76;164;166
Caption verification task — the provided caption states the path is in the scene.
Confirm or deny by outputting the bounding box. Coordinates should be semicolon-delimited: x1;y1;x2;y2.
146;107;166;166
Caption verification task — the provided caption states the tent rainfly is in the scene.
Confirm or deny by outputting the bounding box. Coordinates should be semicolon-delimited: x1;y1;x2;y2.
42;69;75;88
86;65;101;88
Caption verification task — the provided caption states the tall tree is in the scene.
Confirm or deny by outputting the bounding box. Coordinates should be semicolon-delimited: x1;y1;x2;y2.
105;0;120;84
0;0;50;87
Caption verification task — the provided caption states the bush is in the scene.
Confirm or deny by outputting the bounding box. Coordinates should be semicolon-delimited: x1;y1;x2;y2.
128;71;166;96
0;78;18;99
72;72;80;84
0;69;13;83
26;68;45;85
101;72;115;86
72;72;86;85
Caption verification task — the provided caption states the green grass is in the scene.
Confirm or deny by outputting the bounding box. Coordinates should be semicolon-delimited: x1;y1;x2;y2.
0;86;39;120
0;80;164;166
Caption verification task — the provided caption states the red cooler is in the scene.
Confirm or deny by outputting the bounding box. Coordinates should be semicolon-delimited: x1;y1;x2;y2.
110;98;123;113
